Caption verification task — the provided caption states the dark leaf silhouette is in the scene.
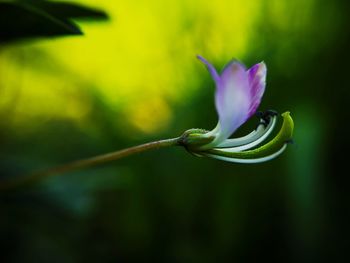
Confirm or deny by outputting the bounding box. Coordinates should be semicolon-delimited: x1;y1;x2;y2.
0;0;108;43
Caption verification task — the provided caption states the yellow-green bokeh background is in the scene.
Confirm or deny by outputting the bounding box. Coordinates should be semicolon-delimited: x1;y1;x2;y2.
1;0;335;134
1;0;349;262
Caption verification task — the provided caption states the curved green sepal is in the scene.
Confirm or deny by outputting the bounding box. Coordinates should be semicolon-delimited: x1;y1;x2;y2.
207;111;294;159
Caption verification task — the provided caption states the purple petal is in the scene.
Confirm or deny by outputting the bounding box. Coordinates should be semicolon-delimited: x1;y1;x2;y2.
198;56;267;148
214;61;251;143
247;62;267;118
197;55;220;83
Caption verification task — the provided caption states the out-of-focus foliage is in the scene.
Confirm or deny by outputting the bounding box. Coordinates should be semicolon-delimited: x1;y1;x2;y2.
2;0;339;134
0;0;108;43
1;0;350;262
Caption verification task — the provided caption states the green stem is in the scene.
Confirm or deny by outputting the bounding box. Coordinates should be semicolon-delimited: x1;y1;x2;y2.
0;137;181;191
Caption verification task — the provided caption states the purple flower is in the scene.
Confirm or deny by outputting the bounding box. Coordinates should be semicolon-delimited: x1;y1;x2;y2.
179;56;294;163
197;55;267;148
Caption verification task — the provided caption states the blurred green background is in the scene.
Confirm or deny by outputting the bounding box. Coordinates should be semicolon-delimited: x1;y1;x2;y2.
1;0;349;262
